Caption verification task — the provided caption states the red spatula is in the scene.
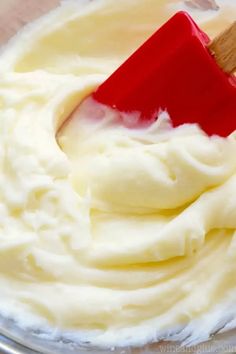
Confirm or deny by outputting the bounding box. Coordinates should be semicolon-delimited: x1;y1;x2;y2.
93;12;236;136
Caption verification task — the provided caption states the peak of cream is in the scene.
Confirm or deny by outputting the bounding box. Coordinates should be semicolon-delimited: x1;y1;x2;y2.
0;0;236;349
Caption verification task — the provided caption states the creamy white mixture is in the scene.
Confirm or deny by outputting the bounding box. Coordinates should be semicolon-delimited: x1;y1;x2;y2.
0;0;235;348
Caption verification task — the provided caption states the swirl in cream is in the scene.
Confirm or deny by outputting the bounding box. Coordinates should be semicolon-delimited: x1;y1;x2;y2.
0;0;235;347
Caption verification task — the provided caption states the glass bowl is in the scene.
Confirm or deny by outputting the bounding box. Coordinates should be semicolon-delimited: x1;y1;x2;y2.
0;1;236;353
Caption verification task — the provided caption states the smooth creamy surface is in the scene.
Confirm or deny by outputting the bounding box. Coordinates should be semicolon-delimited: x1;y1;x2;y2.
0;0;236;348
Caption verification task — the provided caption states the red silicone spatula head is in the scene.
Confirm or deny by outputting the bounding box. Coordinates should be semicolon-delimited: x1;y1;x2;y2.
93;12;236;136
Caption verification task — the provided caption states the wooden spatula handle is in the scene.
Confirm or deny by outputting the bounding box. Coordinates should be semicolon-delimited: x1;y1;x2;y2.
208;21;236;74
